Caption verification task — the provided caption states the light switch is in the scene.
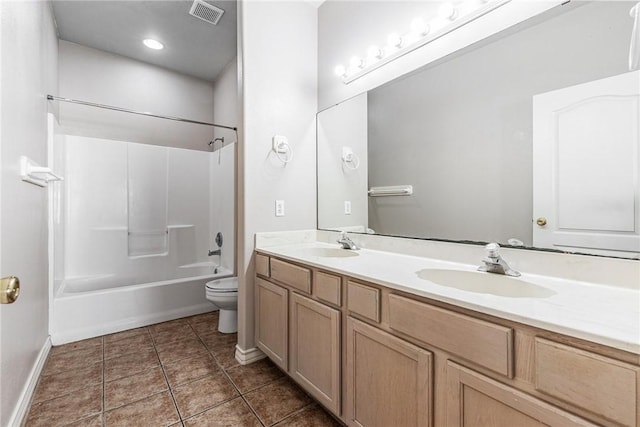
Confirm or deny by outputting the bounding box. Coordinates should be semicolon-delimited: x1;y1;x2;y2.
344;200;352;215
275;200;285;217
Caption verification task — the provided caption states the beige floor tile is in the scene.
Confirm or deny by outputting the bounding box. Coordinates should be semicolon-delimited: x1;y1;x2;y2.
152;324;199;346
104;347;159;381
183;397;261;427
49;337;103;357
187;311;219;325
172;374;239;419
150;317;190;334
273;405;342;427
104;327;149;345
105;391;179;427
105;365;168;410
213;347;240;370
157;337;208;365
42;345;103;376
164;353;220;388
65;413;103;426
225;358;284;394
154;333;202;354
104;332;154;360
244;377;314;426
33;362;102;404
25;384;102;427
200;333;237;354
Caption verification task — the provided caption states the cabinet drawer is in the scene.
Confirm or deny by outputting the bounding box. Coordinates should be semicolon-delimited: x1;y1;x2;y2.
255;253;270;277
347;281;380;323
534;338;639;427
270;258;311;294
389;294;513;377
314;271;341;306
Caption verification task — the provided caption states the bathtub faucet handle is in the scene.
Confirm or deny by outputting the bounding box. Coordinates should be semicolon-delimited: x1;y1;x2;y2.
208;249;221;256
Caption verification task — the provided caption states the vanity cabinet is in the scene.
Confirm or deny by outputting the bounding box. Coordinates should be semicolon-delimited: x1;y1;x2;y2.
290;292;341;414
445;361;597;426
346;317;432;427
255;252;640;427
255;277;288;370
255;258;342;416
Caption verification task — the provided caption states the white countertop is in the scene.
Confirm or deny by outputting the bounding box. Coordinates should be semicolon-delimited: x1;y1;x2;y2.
257;241;640;355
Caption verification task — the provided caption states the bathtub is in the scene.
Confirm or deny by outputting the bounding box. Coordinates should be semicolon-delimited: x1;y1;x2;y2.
50;265;233;345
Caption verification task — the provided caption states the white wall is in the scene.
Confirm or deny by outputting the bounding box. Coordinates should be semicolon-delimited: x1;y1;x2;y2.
0;1;58;425
317;93;368;231
211;57;238;272
318;0;563;109
58;41;216;151
237;1;318;354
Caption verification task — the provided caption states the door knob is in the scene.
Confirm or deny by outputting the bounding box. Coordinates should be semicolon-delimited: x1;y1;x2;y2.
536;217;547;227
1;276;20;304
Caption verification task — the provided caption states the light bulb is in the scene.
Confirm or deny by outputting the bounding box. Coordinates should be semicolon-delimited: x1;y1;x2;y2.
439;3;458;20
387;33;403;49
334;64;347;77
367;45;383;60
350;56;365;69
411;17;430;36
143;38;164;50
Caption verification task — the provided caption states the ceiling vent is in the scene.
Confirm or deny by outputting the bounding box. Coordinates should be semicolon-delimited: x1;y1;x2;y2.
189;0;224;25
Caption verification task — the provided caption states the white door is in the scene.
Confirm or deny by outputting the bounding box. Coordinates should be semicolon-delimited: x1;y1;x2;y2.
1;2;54;425
533;71;640;258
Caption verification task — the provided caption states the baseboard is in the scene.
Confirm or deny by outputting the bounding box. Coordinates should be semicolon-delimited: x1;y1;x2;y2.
235;345;266;365
8;336;52;427
51;304;216;345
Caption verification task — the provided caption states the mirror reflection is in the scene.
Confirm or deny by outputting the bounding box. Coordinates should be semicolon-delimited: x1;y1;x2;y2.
317;1;640;259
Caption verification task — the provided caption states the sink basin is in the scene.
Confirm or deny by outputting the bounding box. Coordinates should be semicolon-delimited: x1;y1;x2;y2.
416;268;556;298
297;247;360;258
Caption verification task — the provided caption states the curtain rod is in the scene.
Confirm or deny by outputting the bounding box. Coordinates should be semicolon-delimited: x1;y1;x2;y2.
47;95;237;131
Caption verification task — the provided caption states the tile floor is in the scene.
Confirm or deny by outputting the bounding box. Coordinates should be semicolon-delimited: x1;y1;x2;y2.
25;311;342;427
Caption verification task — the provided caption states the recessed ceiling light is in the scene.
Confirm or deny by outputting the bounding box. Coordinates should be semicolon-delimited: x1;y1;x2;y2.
143;39;164;50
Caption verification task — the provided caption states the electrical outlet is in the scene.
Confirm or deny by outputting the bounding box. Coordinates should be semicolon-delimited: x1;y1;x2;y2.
275;200;285;217
344;200;352;215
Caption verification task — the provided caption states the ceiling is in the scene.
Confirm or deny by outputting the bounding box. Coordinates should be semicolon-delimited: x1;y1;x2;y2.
51;0;237;82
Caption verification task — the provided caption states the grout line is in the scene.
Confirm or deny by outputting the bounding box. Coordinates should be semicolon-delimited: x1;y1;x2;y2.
154;329;183;424
239;395;266;427
270;403;317;427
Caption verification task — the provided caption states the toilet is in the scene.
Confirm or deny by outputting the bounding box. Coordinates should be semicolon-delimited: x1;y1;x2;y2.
205;277;238;333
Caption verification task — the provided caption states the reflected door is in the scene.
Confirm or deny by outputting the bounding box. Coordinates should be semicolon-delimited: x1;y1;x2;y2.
533;71;640;257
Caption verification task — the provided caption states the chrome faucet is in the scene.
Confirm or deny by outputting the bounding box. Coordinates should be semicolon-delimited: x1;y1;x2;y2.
337;232;359;250
478;243;520;277
208;248;221;256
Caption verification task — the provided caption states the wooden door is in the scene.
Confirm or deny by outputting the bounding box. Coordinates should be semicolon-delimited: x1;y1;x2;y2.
255;277;288;371
289;293;341;415
445;361;597;427
346;317;432;427
533;70;640;258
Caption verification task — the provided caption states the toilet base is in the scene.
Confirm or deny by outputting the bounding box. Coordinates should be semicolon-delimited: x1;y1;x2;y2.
218;309;238;334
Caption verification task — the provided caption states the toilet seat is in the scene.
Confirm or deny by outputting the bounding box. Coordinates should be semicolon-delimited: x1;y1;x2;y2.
206;277;237;293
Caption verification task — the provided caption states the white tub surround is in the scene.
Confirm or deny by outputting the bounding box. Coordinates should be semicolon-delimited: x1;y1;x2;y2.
256;230;640;354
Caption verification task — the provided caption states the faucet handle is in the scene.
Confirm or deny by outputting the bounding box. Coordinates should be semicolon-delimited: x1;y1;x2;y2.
485;242;500;258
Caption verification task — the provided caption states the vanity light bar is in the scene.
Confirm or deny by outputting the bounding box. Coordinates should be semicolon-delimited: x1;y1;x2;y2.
338;0;511;85
368;185;413;197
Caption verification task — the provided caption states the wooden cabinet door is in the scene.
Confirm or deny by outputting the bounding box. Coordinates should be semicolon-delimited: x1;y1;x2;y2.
346;317;432;427
255;277;288;371
445;361;597;427
289;293;341;415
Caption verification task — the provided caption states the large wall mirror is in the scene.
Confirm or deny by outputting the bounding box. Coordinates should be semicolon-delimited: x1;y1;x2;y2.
317;1;640;259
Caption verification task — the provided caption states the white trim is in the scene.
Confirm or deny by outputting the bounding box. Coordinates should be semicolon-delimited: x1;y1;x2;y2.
234;345;265;365
8;337;52;427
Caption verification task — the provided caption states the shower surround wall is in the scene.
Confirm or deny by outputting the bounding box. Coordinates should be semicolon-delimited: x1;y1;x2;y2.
50;131;235;343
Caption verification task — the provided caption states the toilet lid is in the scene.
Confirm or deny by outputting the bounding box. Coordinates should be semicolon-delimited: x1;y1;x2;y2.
206;277;237;292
